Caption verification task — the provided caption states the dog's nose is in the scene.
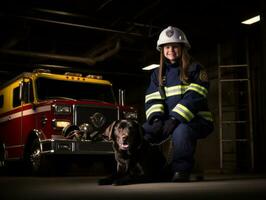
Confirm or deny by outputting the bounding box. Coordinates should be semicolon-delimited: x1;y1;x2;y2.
122;136;128;143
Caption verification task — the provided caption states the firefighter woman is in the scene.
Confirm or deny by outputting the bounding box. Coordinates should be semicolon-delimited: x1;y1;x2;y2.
143;26;214;182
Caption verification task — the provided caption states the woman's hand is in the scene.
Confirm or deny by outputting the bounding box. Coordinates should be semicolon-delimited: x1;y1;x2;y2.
163;117;179;136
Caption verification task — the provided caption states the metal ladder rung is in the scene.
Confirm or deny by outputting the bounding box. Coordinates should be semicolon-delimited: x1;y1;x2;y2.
220;78;249;82
222;120;248;124
222;139;249;142
219;64;248;68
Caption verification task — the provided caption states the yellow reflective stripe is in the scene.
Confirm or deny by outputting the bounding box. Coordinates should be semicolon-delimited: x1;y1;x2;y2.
146;104;164;119
186;83;208;97
198;111;214;122
173;104;194;121
165;85;181;97
145;83;207;102
182;85;189;93
145;91;162;103
165;85;189;97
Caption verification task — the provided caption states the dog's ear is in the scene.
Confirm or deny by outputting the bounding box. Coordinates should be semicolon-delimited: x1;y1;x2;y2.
103;121;117;141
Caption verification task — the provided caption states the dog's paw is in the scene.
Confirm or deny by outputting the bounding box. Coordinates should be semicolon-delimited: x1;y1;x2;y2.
98;177;114;185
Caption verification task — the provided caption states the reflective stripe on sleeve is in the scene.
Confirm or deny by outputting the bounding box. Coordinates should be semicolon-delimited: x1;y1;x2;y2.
146;104;164;119
173;103;194;122
185;83;208;97
145;91;162;103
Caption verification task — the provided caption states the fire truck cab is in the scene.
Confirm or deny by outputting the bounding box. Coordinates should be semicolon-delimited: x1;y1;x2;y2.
0;69;137;174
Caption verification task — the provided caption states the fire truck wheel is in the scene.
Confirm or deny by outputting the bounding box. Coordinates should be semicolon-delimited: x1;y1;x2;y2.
25;138;49;175
30;139;41;172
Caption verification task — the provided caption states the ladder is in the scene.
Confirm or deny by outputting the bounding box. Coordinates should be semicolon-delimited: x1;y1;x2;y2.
218;64;254;172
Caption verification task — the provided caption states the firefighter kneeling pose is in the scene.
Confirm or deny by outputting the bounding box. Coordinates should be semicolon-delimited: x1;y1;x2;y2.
143;26;214;182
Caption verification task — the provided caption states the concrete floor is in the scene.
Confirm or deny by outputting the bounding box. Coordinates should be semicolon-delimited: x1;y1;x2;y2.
1;173;266;200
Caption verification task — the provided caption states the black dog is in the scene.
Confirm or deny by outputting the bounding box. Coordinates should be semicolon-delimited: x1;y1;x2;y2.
98;119;169;185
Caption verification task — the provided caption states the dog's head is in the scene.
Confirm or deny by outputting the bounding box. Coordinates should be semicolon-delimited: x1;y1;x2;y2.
103;119;144;154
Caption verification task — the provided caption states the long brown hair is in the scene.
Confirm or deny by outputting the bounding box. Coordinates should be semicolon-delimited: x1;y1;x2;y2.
179;47;192;83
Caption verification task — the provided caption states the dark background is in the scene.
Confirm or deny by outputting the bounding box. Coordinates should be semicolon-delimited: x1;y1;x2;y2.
0;0;265;173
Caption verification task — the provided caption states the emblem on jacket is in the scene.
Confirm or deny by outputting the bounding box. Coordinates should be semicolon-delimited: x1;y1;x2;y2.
199;69;208;82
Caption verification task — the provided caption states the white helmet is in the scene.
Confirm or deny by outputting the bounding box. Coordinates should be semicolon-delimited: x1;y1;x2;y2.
156;26;191;51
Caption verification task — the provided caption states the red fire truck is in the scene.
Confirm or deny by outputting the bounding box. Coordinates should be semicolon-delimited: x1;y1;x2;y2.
0;69;137;174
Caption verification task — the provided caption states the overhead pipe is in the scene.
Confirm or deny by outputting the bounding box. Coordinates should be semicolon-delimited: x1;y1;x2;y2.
0;49;96;65
19;15;142;37
91;41;120;62
0;41;120;65
2;2;162;65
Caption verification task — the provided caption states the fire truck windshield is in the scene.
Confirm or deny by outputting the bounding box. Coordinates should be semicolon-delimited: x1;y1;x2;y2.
36;77;115;103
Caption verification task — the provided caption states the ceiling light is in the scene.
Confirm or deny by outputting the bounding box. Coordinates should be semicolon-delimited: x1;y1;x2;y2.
241;15;260;25
142;64;159;70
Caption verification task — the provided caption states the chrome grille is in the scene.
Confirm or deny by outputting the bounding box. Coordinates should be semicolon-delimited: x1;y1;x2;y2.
73;105;118;128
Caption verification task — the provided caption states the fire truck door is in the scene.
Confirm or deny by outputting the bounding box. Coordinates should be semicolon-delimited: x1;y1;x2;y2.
21;79;35;144
4;83;23;158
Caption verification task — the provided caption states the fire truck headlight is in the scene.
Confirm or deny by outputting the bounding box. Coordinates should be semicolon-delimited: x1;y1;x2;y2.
124;111;138;120
53;105;71;114
53;120;71;129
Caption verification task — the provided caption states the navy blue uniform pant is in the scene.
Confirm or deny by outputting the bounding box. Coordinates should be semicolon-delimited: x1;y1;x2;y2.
143;117;214;173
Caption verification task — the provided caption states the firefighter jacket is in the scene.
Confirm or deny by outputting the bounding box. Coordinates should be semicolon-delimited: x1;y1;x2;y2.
145;62;213;124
